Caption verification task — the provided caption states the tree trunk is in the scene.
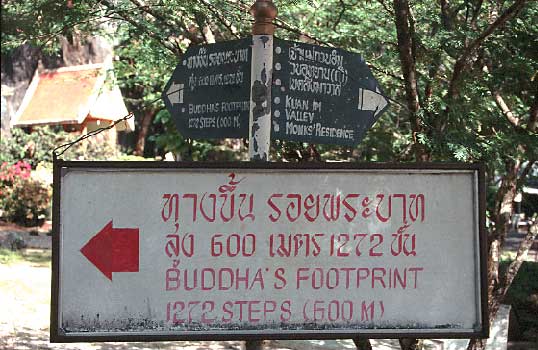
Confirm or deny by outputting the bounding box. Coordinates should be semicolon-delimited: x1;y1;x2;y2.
134;109;155;156
488;160;518;312
353;338;372;350
392;2;426;347
399;338;422;350
393;0;429;162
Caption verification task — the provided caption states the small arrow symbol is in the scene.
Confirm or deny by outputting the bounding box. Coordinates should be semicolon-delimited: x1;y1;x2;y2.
166;82;184;105
358;87;388;117
80;220;139;281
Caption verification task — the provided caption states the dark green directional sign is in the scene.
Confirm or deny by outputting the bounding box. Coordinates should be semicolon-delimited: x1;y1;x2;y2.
271;38;389;146
162;37;389;145
162;38;252;139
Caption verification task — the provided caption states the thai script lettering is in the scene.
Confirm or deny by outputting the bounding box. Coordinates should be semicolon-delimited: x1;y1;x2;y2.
289;78;343;97
289;44;344;68
161;173;256;224
290;62;348;85
186;47;249;69
267;193;425;224
188;71;244;90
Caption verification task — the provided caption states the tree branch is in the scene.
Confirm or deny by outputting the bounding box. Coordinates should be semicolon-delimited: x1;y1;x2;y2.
484;64;536;135
399;338;422;350
376;0;395;16
517;159;537;188
198;0;241;39
493;90;520;126
528;86;538;133
470;0;484;29
353;338;373;350
393;0;419;114
447;0;527;98
408;3;418;63
127;0;203;46
440;0;454;30
101;0;179;54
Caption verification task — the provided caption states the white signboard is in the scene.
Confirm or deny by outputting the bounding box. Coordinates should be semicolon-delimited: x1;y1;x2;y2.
51;162;487;342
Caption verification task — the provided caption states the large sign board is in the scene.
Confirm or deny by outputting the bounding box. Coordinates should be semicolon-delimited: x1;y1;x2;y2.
51;162;487;342
162;38;251;139
271;39;389;146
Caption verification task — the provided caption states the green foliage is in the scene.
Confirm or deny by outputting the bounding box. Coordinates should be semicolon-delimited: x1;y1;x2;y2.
0;127;119;167
150;109;188;156
2;175;52;226
0;248;23;263
0;247;51;266
1;1;106;54
502;261;538;341
0;127;122;225
2;0;535;188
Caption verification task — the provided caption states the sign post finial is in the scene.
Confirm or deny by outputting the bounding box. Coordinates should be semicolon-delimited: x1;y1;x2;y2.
250;0;277;35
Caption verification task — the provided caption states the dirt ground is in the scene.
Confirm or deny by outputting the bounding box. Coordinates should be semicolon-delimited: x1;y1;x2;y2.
0;246;248;350
0;257;251;350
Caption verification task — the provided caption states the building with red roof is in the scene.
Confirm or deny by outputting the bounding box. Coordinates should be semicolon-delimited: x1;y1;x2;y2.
11;62;133;145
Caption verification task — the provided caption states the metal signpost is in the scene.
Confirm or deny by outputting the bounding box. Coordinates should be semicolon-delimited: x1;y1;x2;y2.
51;161;488;342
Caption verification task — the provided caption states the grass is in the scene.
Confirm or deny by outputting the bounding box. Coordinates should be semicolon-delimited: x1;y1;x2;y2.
0;248;21;264
0;248;51;267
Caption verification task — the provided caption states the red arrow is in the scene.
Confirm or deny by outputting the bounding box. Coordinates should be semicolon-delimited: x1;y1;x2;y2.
80;220;139;281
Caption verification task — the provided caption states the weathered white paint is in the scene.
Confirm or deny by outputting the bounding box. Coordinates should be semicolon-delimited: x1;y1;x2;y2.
358;87;388;117
56;167;483;338
166;82;184;105
248;35;273;161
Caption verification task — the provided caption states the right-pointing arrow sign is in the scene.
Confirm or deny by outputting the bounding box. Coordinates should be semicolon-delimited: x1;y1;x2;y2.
358;87;389;117
271;38;390;146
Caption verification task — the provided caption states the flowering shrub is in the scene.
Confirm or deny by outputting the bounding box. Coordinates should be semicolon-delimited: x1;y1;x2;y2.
0;161;51;226
0;161;31;183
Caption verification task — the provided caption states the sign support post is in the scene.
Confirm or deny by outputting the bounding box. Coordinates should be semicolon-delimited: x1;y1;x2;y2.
245;1;276;349
248;0;276;162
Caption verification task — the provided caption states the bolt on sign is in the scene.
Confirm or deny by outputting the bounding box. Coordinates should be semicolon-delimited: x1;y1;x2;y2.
162;38;389;146
51;161;488;342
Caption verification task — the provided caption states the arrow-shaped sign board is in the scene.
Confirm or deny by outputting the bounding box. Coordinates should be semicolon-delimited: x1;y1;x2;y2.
52;161;487;342
162;38;252;139
162;38;389;146
271;38;389;146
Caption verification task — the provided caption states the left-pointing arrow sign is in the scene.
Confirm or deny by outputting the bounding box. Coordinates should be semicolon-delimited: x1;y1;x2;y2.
80;220;139;281
166;82;184;105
